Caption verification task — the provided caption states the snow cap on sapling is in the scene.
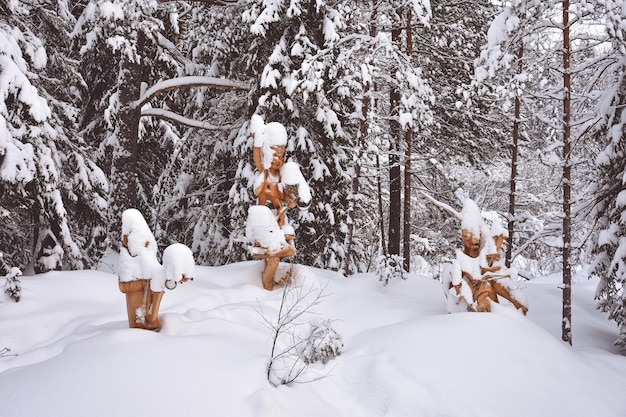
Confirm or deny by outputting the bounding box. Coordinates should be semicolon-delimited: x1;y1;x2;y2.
459;198;484;239
261;122;288;169
281;161;311;204
246;205;288;252
121;208;158;256
119;209;161;282
489;216;507;239
150;243;195;291
250;114;265;147
163;243;195;281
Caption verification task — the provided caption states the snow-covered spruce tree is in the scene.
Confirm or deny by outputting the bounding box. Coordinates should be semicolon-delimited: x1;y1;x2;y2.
468;0;617;272
339;1;436;274
154;2;253;264
1;0;107;271
228;1;437;272
219;0;358;270
72;0;185;249
590;1;626;355
389;0;501;269
592;69;626;354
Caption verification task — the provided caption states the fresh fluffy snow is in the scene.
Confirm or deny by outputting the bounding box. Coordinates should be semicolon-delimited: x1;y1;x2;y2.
119;209;195;292
246;205;289;253
0;258;625;417
281;161;312;204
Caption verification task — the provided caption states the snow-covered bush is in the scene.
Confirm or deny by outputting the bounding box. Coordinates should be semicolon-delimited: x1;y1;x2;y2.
1;253;21;302
376;253;406;286
300;318;343;365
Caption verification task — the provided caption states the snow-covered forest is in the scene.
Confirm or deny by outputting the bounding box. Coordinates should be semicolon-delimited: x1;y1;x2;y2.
1;0;626;351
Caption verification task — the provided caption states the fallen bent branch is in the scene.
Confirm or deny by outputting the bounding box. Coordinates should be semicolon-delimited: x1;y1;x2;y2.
420;190;462;220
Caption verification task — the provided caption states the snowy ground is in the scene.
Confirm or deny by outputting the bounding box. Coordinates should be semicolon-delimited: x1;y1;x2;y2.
1;258;625;417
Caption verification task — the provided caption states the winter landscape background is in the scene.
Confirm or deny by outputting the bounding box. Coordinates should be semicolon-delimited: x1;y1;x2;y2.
2;1;626;415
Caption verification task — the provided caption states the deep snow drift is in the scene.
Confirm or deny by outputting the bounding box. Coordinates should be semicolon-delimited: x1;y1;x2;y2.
0;259;625;417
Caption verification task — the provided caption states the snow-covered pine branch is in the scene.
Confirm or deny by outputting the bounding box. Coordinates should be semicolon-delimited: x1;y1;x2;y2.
132;76;250;110
140;108;240;130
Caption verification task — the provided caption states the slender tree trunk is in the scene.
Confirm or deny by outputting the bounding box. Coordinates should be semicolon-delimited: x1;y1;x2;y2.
388;24;402;258
109;31;144;249
367;0;386;257
402;9;413;272
561;0;572;345
377;154;387;256
506;45;524;268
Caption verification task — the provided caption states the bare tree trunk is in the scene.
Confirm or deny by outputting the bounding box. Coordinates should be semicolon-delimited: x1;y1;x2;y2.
388;23;402;258
109;31;145;249
402;9;413;272
562;0;572;346
506;45;524;268
377;153;387;256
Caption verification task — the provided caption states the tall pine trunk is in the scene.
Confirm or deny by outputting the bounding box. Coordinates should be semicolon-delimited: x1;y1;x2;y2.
388;24;402;258
506;45;524;268
402;9;413;272
109;31;144;249
561;0;572;345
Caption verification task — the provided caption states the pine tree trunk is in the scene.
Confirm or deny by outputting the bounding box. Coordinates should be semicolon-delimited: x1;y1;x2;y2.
388;24;402;258
561;0;572;345
377;154;387;256
109;31;144;249
402;9;413;272
506;45;524;268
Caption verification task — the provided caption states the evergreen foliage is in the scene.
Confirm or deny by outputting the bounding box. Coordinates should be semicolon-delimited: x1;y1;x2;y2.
591;69;626;352
0;0;106;271
590;1;626;352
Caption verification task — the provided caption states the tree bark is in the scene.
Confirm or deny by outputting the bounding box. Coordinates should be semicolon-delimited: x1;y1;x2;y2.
388;23;402;258
562;0;572;346
403;9;413;272
506;45;524;268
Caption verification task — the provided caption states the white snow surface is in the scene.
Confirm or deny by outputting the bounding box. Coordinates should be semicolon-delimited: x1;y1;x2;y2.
0;259;625;417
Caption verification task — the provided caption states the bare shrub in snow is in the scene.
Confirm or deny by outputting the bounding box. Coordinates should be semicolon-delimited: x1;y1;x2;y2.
257;265;339;386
